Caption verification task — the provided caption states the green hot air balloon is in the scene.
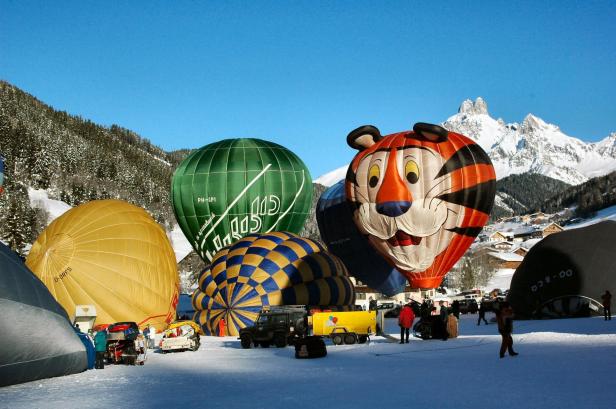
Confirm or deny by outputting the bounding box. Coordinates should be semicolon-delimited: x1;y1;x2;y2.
172;138;313;262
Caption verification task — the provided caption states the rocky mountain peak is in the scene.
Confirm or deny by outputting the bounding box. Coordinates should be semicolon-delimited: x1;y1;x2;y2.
458;97;489;116
520;113;547;134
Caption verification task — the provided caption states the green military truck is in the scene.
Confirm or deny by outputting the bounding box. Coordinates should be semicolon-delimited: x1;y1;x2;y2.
239;306;307;348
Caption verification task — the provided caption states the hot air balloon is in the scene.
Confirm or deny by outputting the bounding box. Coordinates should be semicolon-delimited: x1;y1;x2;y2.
1;242;87;386
345;122;496;289
316;180;407;296
509;221;616;319
26;200;179;329
192;232;355;336
171;138;313;263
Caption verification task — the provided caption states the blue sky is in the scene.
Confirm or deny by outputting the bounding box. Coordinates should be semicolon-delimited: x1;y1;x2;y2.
1;1;615;177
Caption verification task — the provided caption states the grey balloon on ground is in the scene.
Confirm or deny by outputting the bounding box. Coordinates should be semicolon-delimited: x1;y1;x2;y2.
508;221;616;318
0;242;87;386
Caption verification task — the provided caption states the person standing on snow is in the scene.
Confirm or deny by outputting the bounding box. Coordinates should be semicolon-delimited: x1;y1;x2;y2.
439;302;449;341
143;325;150;348
451;300;460;319
93;329;108;369
477;302;489;325
496;302;518;358
398;303;415;344
148;325;156;349
602;290;612;321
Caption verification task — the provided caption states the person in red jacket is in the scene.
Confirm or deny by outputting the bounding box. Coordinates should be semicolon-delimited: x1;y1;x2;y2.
398;304;415;344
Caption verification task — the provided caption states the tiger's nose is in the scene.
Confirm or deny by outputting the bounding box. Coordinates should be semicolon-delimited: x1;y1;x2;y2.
376;201;411;217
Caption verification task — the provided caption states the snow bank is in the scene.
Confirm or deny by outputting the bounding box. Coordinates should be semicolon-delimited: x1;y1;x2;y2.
27;188;72;223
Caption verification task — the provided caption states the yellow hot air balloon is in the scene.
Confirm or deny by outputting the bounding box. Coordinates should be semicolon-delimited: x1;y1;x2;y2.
26;200;179;329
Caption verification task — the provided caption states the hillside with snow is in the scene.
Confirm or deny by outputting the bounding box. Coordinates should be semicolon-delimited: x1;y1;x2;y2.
315;98;616;187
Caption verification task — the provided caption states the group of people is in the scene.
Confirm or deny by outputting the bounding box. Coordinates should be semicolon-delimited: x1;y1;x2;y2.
395;298;518;358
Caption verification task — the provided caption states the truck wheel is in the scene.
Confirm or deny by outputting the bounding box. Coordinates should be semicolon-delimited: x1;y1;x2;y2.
358;335;368;344
274;333;287;348
344;333;357;345
332;334;343;345
240;334;252;349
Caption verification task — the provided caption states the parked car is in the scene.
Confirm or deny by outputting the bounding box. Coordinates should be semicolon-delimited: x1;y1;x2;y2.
458;299;479;314
160;320;202;353
239;306;307;349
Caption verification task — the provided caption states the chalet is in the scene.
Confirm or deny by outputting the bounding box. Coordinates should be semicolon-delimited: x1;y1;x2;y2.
541;222;564;237
512;246;529;257
522;212;548;224
487;252;524;269
489;231;509;242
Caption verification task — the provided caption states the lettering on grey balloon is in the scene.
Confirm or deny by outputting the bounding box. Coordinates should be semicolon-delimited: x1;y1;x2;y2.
530;268;574;292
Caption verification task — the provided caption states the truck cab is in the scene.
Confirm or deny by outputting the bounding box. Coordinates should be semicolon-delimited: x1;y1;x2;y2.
239;306;307;349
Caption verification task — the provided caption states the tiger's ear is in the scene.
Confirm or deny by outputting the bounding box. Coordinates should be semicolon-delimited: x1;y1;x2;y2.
413;123;449;142
347;125;382;151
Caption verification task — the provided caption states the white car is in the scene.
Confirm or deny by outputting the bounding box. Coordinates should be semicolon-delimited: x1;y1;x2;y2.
160;323;201;353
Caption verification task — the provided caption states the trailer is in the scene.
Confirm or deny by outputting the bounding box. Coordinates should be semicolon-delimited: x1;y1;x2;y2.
310;311;377;345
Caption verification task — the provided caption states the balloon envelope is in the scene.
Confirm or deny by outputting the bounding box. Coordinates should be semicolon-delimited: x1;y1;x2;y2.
1;242;87;386
345;123;496;289
317;180;407;296
26;200;179;329
509;221;616;318
192;232;355;336
171;138;313;263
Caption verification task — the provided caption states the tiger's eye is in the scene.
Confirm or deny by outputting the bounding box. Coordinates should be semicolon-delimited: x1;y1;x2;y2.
405;160;419;184
368;164;380;188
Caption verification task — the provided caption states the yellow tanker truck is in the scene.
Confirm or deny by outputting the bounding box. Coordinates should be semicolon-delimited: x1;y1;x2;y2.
310;310;377;345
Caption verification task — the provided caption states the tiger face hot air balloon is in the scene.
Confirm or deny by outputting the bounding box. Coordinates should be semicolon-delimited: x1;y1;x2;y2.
26;200;179;329
171;139;313;263
192;232;355;336
345;122;496;289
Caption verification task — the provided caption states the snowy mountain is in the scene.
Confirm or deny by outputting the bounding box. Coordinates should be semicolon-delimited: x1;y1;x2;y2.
444;98;616;185
315;98;616;187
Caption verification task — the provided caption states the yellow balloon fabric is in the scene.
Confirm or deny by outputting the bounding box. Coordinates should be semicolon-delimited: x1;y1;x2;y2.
26;200;179;329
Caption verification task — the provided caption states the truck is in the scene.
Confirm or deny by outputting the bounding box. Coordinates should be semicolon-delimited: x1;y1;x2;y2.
239;306;308;349
310;310;377;345
239;306;380;348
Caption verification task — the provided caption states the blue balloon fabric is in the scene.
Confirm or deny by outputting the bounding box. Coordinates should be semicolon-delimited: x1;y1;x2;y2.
316;180;408;296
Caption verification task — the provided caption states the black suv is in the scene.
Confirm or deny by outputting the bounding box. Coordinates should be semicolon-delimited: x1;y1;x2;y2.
239;306;307;349
458;299;479;314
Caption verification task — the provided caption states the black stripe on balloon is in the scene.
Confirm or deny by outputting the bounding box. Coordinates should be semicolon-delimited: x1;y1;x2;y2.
434;144;492;179
437;180;496;215
282;287;297;305
345;165;357;185
446;226;484;237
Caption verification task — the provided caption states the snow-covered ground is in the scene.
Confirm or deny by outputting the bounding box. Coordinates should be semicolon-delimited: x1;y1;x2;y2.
28;188;71;223
2;315;615;409
167;224;193;263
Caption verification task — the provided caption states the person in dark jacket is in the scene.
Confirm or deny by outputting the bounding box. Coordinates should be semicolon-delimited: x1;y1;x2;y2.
93;329;108;369
451;300;460;319
398;304;415;344
496;302;518;358
477;302;489;325
439;302;449;341
602;290;612;321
